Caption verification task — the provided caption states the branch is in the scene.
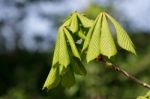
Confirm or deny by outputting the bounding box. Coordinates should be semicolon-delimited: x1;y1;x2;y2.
96;56;150;89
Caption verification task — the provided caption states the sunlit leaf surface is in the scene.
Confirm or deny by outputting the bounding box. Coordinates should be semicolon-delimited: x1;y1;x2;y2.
106;13;136;54
64;28;80;59
59;28;70;68
43;66;60;90
100;14;117;58
87;14;102;62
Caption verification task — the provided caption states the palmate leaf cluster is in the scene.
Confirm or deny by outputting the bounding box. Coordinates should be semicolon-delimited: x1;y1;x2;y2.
83;12;136;62
43;12;92;90
43;12;136;90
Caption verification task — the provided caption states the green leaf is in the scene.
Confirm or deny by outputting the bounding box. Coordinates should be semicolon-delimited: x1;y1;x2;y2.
82;26;94;52
82;14;102;52
71;57;87;76
62;17;72;27
43;65;60;90
137;96;147;99
61;66;75;88
59;64;66;76
106;13;136;54
52;29;60;66
77;13;93;28
100;14;117;58
86;14;102;62
137;90;150;99
145;91;150;97
68;13;78;33
64;28;81;59
52;17;72;66
77;28;86;40
59;27;70;68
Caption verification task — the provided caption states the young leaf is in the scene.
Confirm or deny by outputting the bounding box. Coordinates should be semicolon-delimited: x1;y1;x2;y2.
71;57;87;76
68;13;78;33
77;13;93;28
77;28;86;40
59;27;70;68
52;29;60;66
59;64;66;76
61;66;75;88
100;14;117;58
106;13;136;54
82;26;94;52
137;90;150;99
43;66;60;90
62;17;72;27
82;13;102;52
86;14;102;62
64;28;81;59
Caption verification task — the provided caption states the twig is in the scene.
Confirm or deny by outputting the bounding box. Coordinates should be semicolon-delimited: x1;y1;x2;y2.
96;56;150;89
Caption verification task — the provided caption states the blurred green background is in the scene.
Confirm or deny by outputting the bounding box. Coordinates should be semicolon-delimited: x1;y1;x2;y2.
0;0;150;99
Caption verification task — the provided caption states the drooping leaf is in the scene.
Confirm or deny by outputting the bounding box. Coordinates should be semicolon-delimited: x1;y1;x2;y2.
71;57;87;76
86;14;102;62
61;66;75;88
145;91;150;98
64;28;81;59
137;90;150;99
100;14;117;58
43;65;60;90
82;27;94;51
62;17;72;27
106;13;136;54
59;27;70;68
82;16;99;52
68;13;78;33
137;97;147;99
52;29;60;66
77;13;93;28
59;64;66;76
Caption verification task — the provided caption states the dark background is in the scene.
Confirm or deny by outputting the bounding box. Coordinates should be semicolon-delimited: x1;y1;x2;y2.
0;0;150;99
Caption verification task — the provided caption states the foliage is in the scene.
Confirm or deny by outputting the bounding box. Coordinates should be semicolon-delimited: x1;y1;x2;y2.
43;11;136;90
43;12;93;90
0;33;149;99
0;1;149;99
137;90;150;99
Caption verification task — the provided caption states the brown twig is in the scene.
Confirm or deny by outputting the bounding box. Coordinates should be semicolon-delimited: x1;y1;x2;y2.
96;55;150;89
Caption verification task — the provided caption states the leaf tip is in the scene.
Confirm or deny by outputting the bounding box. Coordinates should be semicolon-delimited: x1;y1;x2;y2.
131;50;137;55
86;56;94;63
